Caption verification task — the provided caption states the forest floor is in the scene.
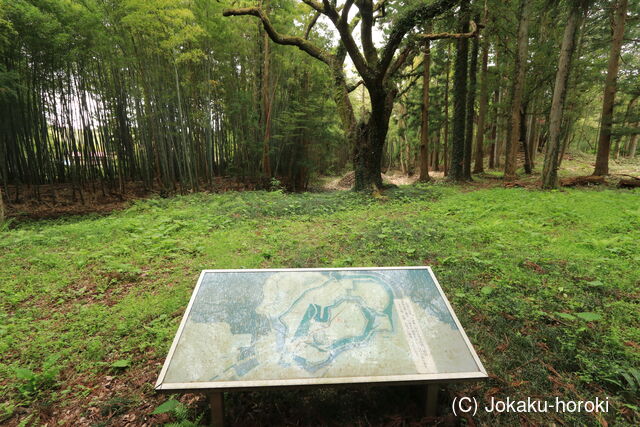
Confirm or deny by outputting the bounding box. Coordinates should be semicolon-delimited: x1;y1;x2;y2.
0;180;639;426
322;152;640;191
2;176;268;221
4;151;640;222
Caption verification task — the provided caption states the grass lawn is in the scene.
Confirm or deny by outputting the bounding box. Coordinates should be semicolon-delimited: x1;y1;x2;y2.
1;184;639;426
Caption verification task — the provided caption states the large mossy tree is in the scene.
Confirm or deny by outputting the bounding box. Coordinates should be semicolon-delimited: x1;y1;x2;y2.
224;0;459;191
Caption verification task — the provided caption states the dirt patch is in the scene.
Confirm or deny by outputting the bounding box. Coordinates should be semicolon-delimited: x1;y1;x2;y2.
323;170;444;190
323;171;356;190
523;260;547;274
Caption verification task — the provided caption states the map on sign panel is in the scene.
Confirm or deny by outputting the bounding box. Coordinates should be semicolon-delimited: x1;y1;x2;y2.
156;268;486;389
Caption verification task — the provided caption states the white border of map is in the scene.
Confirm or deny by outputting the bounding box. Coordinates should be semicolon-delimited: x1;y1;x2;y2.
155;267;487;391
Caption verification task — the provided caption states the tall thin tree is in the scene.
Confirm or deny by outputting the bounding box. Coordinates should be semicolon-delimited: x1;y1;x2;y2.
473;4;489;174
450;0;471;182
261;0;273;178
504;0;530;181
463;12;480;180
542;0;587;189
419;34;432;182
593;0;629;176
0;187;4;223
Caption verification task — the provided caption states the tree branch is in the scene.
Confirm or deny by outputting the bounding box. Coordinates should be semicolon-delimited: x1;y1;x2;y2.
387;43;420;81
302;0;325;13
417;20;481;40
340;0;355;26
223;7;332;65
394;60;424;79
374;0;388;12
379;0;457;78
321;0;373;81
304;12;322;39
396;74;421;99
357;0;379;66
333;12;362;65
347;80;364;92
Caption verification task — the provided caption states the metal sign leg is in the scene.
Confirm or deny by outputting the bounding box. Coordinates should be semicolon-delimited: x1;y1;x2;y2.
425;383;439;417
209;392;225;427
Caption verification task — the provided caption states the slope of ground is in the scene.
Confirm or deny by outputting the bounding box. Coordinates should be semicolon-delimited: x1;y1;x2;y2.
0;185;639;426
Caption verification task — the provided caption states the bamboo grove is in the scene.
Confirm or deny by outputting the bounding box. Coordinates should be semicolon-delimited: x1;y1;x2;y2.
0;0;343;200
0;0;639;199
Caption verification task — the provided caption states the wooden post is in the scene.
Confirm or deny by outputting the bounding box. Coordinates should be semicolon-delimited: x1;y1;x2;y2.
425;383;439;418
209;392;224;427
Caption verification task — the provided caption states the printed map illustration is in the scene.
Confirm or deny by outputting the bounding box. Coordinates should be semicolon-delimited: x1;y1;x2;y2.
161;269;482;385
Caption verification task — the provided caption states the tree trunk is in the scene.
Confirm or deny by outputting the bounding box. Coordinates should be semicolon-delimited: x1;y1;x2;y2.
419;38;432;182
489;88;499;169
521;105;532;174
528;104;538;167
504;0;529;181
443;42;451;177
628;132;639;158
0;187;4;224
397;102;409;174
433;130;441;171
614;136;622;159
494;53;505;168
558;127;572;168
353;89;393;191
593;0;628;176
464;14;479;180
620;96;638;157
261;21;272;178
473;28;489;174
404;131;411;174
449;0;470;182
353;126;384;191
542;5;581;189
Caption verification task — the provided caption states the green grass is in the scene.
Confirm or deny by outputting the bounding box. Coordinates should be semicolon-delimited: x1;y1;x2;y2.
1;185;639;425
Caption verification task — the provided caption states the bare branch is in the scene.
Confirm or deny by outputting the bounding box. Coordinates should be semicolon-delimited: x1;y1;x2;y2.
417;20;481;40
223;7;332;65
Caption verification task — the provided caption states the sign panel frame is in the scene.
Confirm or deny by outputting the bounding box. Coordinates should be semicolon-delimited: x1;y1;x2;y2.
155;267;487;393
